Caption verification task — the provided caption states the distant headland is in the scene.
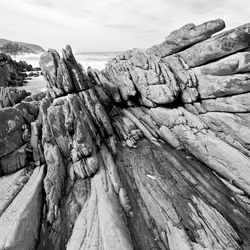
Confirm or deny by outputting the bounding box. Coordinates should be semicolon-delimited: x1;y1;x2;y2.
0;38;45;55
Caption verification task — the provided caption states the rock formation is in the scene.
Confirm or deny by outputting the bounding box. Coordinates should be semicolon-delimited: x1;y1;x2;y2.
1;19;250;250
0;87;30;108
0;53;41;87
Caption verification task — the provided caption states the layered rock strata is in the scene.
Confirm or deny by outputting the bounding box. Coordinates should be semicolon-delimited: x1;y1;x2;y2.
1;19;250;250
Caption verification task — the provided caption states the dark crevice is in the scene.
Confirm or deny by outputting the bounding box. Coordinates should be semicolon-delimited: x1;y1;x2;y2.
36;163;54;250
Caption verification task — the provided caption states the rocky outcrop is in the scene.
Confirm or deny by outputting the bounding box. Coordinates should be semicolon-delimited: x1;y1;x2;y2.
0;53;40;87
0;87;30;108
147;18;225;58
0;165;45;249
0;98;41;175
1;18;250;250
0;53;24;87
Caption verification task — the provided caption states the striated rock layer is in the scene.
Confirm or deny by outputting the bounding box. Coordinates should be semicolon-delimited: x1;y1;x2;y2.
1;19;250;250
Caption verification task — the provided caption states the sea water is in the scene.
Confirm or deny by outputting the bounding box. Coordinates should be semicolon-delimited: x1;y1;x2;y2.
13;51;121;70
13;51;121;93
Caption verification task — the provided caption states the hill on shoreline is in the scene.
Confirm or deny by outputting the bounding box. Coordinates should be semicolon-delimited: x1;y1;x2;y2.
0;38;45;55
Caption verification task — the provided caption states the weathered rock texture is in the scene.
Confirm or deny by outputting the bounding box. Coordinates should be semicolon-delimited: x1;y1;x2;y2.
1;19;250;250
0;53;40;88
0;87;30;108
0;53;26;87
0;166;45;249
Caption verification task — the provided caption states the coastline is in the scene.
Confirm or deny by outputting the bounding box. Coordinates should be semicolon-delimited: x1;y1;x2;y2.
1;19;250;250
16;75;46;94
12;53;43;68
12;51;120;70
12;51;120;94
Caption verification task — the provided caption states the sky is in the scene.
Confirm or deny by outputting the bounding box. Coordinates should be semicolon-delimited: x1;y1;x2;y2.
0;0;250;53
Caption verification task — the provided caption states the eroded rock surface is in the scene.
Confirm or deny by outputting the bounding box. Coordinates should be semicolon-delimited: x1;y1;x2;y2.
0;165;45;250
1;19;250;250
0;87;30;108
0;53;31;87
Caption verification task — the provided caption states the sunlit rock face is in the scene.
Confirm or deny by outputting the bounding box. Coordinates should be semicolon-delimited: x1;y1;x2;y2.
1;19;250;250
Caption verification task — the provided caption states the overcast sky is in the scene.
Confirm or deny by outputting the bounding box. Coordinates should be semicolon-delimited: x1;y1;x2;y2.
1;0;250;52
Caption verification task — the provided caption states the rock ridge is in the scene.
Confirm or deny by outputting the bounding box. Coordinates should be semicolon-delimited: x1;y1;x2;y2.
1;19;250;250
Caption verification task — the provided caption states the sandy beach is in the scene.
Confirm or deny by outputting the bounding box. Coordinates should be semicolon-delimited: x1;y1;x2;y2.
16;75;46;94
13;52;119;94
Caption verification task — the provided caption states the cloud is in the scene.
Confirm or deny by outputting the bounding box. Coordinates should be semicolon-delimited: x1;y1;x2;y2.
103;23;159;36
0;0;250;52
27;0;55;8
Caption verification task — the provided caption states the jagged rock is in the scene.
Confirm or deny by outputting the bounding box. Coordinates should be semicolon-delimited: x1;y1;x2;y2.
43;143;65;226
116;140;250;249
15;101;40;123
87;67;121;102
95;23;250;107
147;19;225;57
67;148;133;250
196;93;250;113
24;91;46;102
17;60;34;72
104;49;181;106
39;49;74;97
199;112;250;152
38;88;114;248
0;107;26;157
195;69;250;99
0;99;40;174
0;144;28;174
40;45;90;98
0;165;45;250
177;23;250;67
62;45;90;91
0;53;18;87
28;71;40;77
198;51;250;75
2;18;250;250
148;106;250;195
0;53;33;87
0;87;30;108
30;121;42;162
0;168;33;216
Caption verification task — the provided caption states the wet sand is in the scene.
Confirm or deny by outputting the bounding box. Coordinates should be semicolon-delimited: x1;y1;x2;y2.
17;75;46;94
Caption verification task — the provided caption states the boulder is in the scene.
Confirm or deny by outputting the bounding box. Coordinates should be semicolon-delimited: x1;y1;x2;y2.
104;49;180;106
195;70;250;99
200;93;250;113
0;107;26;157
177;23;250;67
0;166;45;250
0;87;30;108
147;19;225;57
0;168;33;216
0;144;28;174
0;54;31;87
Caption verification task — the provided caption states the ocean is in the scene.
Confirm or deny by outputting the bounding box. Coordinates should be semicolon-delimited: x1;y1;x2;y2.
13;51;121;70
13;51;121;94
